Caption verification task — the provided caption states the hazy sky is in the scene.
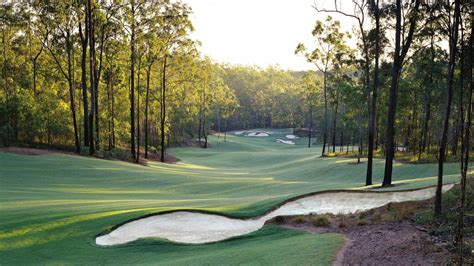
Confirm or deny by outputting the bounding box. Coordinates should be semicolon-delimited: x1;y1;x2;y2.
183;0;358;71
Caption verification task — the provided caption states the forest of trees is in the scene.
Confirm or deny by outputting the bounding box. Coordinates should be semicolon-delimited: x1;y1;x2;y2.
0;1;472;213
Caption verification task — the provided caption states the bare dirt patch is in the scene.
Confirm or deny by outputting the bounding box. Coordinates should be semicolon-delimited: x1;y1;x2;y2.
269;200;453;265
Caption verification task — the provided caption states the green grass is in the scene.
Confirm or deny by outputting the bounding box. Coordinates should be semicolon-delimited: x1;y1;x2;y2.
0;128;461;264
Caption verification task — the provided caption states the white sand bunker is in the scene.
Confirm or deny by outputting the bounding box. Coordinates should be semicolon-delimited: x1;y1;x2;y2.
246;132;269;137
234;131;245;135
95;184;453;246
286;134;299;139
276;139;295;145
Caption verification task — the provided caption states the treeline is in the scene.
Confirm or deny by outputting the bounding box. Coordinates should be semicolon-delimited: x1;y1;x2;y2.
0;0;238;162
291;0;472;222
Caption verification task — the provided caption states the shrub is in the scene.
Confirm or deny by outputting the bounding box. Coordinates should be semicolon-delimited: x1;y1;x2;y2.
273;216;286;224
391;202;417;221
311;214;331;227
292;215;306;224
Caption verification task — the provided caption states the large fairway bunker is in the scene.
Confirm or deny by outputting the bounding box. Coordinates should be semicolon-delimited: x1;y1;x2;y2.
95;183;453;246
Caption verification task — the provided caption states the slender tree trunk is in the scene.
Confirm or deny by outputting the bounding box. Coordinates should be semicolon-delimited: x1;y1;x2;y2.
111;79;115;148
322;68;328;156
383;0;403;186
107;70;112;150
66;31;80;153
340;130;343;152
130;16;136;159
224;119;227;142
95;26;106;151
308;103;313;148
454;24;465;158
383;0;420;186
435;0;460;215
358;114;362;164
198;106;202;142
87;0;95;155
32;44;43;97
79;21;89;147
366;4;378;184
136;55;141;164
160;55;167;163
332;93;338;153
145;65;151;159
457;17;472;263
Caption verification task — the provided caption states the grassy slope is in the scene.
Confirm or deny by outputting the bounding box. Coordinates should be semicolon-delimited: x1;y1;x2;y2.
0;129;460;264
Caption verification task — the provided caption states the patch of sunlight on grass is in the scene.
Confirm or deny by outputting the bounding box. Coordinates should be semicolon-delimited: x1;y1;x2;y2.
0;230;84;251
2;197;244;210
175;162;214;170
350;175;458;190
147;164;209;175
0;208;157;242
43;187;171;195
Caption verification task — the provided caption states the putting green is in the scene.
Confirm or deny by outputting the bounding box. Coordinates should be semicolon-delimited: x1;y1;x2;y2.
0;129;460;264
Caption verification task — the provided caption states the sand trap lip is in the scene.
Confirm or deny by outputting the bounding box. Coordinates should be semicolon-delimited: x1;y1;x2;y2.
285;135;299;139
95;184;454;246
276;139;295;145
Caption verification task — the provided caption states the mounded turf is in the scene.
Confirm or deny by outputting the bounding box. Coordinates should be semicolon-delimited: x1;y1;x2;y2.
0;129;460;264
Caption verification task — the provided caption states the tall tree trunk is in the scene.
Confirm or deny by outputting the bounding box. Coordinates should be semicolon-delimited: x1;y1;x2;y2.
160;55;167;163
87;0;95;155
454;24;465;158
435;0;460;215
130;14;136;159
366;0;378;184
145;65;151;159
67;32;80;154
308;102;313;148
111;79;115;148
136;56;141;164
107;69;112;150
456;16;472;263
79;21;89;147
322;68;328;156
332;91;338;153
383;0;420;186
95;26;105;150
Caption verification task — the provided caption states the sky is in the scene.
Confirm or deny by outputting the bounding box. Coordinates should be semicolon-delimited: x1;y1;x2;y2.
182;0;358;71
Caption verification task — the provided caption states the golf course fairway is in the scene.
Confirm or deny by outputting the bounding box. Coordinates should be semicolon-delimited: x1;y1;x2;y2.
0;129;460;264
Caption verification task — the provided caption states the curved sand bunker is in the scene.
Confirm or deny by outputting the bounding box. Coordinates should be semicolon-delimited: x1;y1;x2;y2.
246;132;269;137
96;184;454;246
276;139;295;145
286;134;299;139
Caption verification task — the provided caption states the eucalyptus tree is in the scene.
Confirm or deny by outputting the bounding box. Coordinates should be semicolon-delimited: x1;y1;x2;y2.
143;31;160;158
301;72;320;148
382;0;421;186
39;0;81;153
156;1;194;162
123;0;144;159
435;0;462;215
296;16;350;156
313;0;377;183
457;5;473;261
77;1;89;147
